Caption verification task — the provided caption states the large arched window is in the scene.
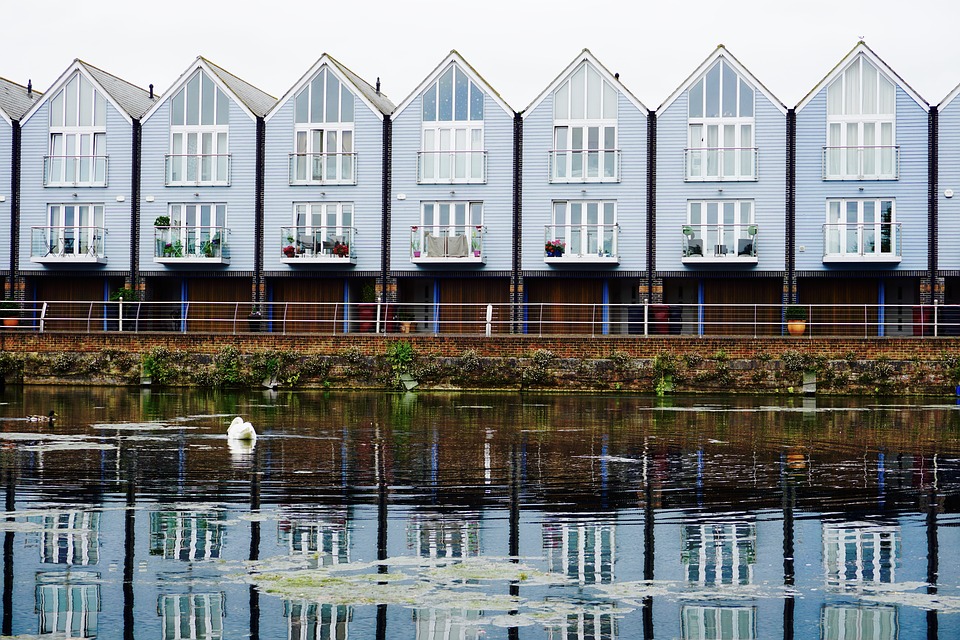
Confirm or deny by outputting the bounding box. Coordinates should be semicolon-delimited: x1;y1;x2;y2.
687;60;755;181
46;73;108;187
551;62;618;182
167;70;231;185
824;57;896;180
419;65;485;183
290;67;356;185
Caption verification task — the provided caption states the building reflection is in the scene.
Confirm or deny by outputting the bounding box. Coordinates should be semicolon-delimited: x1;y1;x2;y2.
284;600;352;640
412;608;482;640
681;520;756;586
823;522;899;591
543;516;616;584
680;605;756;640
406;511;480;559
149;510;225;561
30;510;100;565
546;610;618;640
820;604;898;640
278;507;350;567
35;571;100;638
157;593;225;640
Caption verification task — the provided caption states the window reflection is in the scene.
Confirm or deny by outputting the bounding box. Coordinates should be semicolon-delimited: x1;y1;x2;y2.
543;516;616;585
820;604;898;640
681;521;756;586
406;512;481;559
158;593;225;640
413;608;482;640
36;571;100;638
30;510;100;565
285;601;352;640
278;507;350;567
823;522;899;591
680;605;756;640
149;510;225;561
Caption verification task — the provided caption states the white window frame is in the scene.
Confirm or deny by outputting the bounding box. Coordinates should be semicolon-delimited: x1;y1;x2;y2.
549;200;618;259
416;201;484;259
551;63;619;183
161;203;227;259
824;198;898;259
47;73;108;187
45;203;104;258
824;57;897;180
167;71;231;186
419;66;486;184
685;200;756;259
290;68;356;185
686;60;756;181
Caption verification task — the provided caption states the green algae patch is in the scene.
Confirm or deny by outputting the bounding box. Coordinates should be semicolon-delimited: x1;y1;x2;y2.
252;570;430;605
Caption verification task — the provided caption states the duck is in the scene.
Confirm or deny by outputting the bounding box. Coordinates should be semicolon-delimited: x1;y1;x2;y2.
227;416;256;441
27;410;57;423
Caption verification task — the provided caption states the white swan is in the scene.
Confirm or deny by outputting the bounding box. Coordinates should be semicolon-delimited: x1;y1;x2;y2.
227;416;257;441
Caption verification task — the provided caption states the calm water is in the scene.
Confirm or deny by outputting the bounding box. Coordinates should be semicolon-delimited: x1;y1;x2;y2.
0;388;959;639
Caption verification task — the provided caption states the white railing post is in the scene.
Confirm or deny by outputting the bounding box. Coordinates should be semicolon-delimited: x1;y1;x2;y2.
934;301;939;337
40;302;47;333
376;302;382;334
118;297;123;332
643;302;648;336
485;304;492;337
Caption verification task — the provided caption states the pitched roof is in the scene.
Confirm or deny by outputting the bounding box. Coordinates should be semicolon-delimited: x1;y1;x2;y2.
658;45;787;115
265;53;395;123
938;80;960;110
202;57;276;117
392;50;513;119
0;76;40;123
796;41;927;112
523;49;648;118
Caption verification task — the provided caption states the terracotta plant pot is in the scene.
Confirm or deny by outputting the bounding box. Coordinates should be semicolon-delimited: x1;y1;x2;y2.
787;320;806;336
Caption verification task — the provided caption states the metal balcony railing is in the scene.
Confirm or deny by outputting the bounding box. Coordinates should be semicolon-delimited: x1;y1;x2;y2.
822;222;901;261
165;154;231;186
410;225;485;261
549;149;620;182
684;147;757;181
43;155;108;187
281;226;357;262
288;153;357;185
154;226;230;263
30;226;106;263
543;224;619;261
822;146;899;180
682;224;758;261
417;150;486;184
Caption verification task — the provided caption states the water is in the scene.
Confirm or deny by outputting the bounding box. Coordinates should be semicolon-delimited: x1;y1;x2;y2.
0;388;959;639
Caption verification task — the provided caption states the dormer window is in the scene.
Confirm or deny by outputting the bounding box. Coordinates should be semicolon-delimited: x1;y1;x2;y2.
419;66;485;184
289;68;356;185
551;62;619;182
686;60;756;181
46;73;108;187
166;70;231;185
824;57;897;180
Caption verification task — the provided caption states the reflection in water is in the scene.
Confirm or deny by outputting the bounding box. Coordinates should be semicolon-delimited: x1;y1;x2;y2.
158;593;225;640
0;389;959;638
35;571;100;638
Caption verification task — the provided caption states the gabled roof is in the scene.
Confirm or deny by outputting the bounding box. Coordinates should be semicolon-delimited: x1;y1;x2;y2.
938;81;960;111
523;49;648;119
21;59;155;125
0;76;40;124
142;57;276;123
265;53;395;123
796;41;927;112
658;45;787;116
392;50;513;119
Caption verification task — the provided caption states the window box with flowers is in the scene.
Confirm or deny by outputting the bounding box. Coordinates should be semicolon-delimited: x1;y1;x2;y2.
282;245;297;258
332;242;350;258
545;239;566;258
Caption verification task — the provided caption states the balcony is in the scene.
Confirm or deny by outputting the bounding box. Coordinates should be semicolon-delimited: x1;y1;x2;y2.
288;153;356;185
543;224;619;264
281;227;357;264
684;147;757;181
417;151;486;184
411;226;485;264
43;155;108;187
30;226;106;264
822;146;899;180
549;150;620;183
165;154;231;186
822;223;901;263
154;226;230;264
682;224;758;264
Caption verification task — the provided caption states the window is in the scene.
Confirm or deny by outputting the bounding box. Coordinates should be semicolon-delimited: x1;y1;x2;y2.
687;60;755;181
549;201;617;258
825;57;897;179
685;200;755;259
419;66;485;183
45;204;104;257
167;71;230;185
290;68;355;185
551;62;619;182
285;202;354;258
46;73;107;186
157;203;227;259
825;199;898;258
415;202;483;258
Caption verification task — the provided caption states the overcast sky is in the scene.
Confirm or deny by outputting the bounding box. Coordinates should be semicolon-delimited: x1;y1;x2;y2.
4;0;959;110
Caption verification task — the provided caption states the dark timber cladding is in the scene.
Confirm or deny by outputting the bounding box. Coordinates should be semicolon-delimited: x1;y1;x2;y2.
130;119;141;289
512;111;522;332
785;108;796;303
381;115;391;301
254;116;266;304
929;106;938;301
645;110;656;302
9;120;20;299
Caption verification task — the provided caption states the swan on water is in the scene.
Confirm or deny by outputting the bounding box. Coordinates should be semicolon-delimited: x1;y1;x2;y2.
227;416;256;441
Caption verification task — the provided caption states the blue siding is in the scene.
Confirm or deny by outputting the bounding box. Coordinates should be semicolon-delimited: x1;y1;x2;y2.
140;85;258;273
18;85;134;275
0;121;11;264
795;79;928;273
655;81;787;272
938;97;960;271
521;86;647;272
264;71;383;274
390;72;514;272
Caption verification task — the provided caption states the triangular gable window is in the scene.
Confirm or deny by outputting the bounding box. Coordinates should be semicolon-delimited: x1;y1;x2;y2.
686;60;756;181
167;70;231;185
551;62;619;183
419;65;485;184
46;72;108;187
289;68;356;185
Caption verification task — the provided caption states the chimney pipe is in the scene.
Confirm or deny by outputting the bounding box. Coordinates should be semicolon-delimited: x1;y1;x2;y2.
149;83;154;99
376;77;380;95
27;80;32;96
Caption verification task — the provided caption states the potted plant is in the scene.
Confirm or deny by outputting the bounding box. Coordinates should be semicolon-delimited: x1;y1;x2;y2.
785;305;808;337
358;282;377;332
0;300;19;327
397;307;414;333
545;239;565;257
411;227;421;258
109;287;140;331
282;244;296;258
471;230;482;257
332;241;350;258
154;215;170;227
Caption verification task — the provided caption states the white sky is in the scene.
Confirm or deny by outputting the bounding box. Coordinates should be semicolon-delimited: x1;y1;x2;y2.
4;0;959;110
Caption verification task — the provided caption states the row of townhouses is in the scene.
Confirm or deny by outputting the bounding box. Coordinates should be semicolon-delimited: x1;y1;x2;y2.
1;42;957;334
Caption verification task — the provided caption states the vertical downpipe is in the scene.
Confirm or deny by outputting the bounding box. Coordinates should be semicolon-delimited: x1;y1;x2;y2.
381;115;392;303
512;112;523;333
646;110;656;303
786;109;797;304
929;106;938;303
130;119;142;290
254;116;266;306
9;120;20;299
